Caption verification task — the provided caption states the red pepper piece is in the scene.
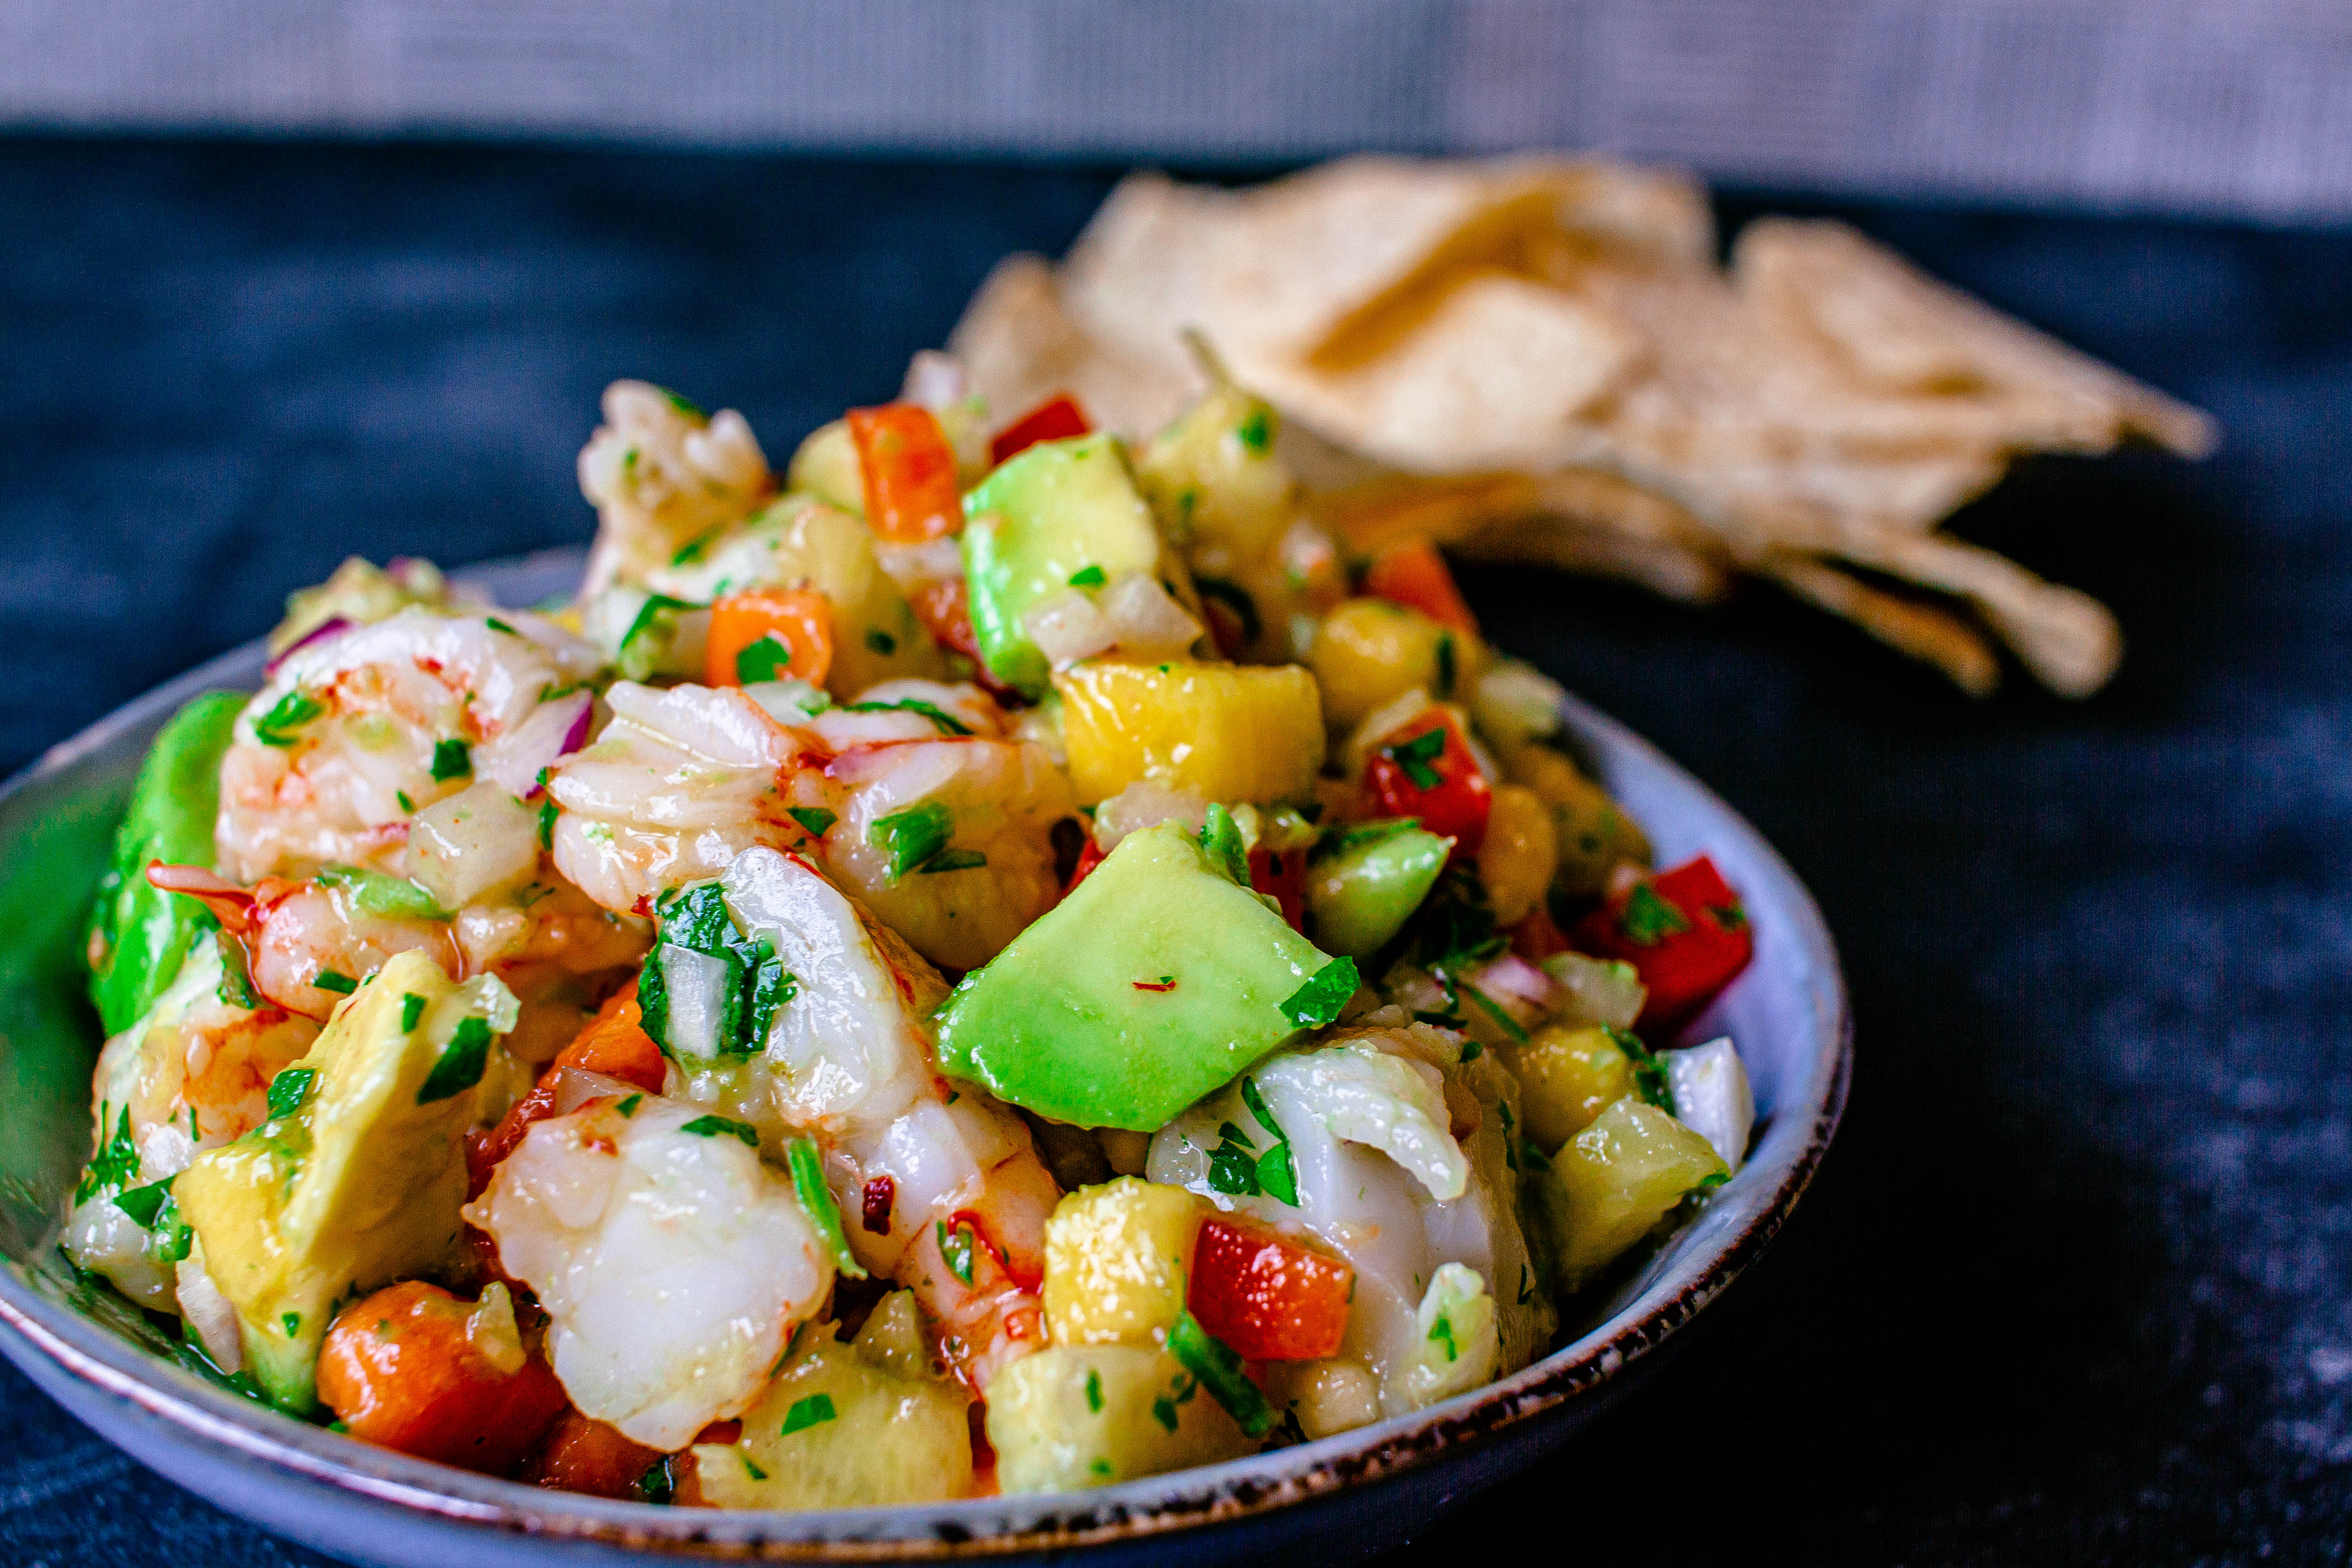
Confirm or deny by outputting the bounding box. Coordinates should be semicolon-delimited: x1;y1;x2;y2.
1362;707;1491;857
1362;537;1478;636
848;403;962;543
1248;844;1308;933
1569;854;1754;1033
316;1281;569;1475
1063;834;1107;893
988;393;1091;465
1186;1219;1353;1361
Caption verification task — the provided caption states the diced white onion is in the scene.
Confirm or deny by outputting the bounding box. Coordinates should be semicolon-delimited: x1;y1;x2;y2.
176;1252;243;1372
551;1067;652;1116
1468;659;1569;756
658;944;735;1061
1663;1036;1754;1172
1092;781;1210;852
741;678;832;725
407;781;542;909
1539;951;1648;1031
1022;588;1115;667
1099;571;1202;660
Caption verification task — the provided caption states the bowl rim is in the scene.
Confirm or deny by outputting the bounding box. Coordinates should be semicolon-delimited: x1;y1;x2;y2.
0;546;1852;1558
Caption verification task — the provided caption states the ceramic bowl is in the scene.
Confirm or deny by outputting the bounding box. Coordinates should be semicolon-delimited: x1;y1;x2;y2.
0;548;1849;1567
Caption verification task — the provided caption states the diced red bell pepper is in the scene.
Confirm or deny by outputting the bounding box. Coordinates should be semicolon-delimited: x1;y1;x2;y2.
1362;707;1491;857
1186;1219;1353;1361
1248;844;1307;933
1569;854;1753;1033
1362;537;1478;636
1063;834;1106;893
989;393;1091;465
848;403;963;543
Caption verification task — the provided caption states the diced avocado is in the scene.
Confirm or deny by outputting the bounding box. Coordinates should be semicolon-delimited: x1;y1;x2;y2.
173;951;515;1412
934;824;1347;1130
1303;822;1451;958
87;690;244;1035
961;434;1170;700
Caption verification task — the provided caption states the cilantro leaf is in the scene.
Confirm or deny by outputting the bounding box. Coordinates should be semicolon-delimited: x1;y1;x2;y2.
415;1016;493;1104
1380;727;1447;790
787;806;836;839
1619;883;1692;945
253;690;324;748
734;635;793;684
780;1392;836;1436
265;1067;316;1120
1279;956;1358;1030
429;738;473;783
843;698;972;736
679;1114;760;1146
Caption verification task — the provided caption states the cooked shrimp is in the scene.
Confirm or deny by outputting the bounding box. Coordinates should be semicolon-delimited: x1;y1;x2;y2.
216;607;604;883
579;380;773;595
814;681;1074;972
669;846;1057;1387
1148;1017;1552;1417
545;681;835;917
63;938;319;1307
465;1091;834;1450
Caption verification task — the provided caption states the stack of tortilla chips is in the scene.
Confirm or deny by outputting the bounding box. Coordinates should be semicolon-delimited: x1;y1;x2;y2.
948;156;2214;696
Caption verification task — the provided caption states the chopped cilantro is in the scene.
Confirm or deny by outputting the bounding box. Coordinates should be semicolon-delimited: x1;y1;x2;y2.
1085;1368;1104;1413
679;1114;760;1146
659;387;704;418
937;1218;976;1285
314;969;356;995
1169;1311;1273;1436
282;1312;303;1338
869;800;955;880
1458;982;1529;1043
735;635;793;683
843;697;972;736
266;1067;316;1120
1313;817;1422;861
1279;956;1358;1029
415;1016;494;1104
780;1392;836;1436
741;1453;768;1481
1237;407;1273;453
1709;900;1748;931
786;1137;866;1278
252;690;324;748
1150;1370;1198;1433
616;1093;642;1118
398;993;425;1032
537;795;557;851
485;617;517;635
1067;564;1107;589
1380;727;1447;790
214;932;259;1009
429;738;473;783
1619;883;1691;945
919;848;988;874
787;806;836;838
671;528;720;566
395;789;414;813
1608;1026;1676;1115
113;1176;175;1229
638;1456;677;1505
76;1105;137;1203
1428;1310;1457;1363
864;627;898;654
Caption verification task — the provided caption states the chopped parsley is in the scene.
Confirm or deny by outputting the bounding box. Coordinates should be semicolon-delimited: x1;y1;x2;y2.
415;1016;494;1104
252;690;324;748
734;635;793;684
1067;564;1107;589
787;806;836;838
1279;956;1358;1030
1618;883;1691;945
266;1067;317;1120
1380;727;1447;790
679;1114;760;1146
779;1392;836;1436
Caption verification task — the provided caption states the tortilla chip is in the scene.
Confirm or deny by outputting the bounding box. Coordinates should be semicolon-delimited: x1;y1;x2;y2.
947;253;1198;438
1760;554;2002;697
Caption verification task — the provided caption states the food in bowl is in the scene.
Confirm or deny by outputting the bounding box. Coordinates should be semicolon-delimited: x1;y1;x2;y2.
61;365;1759;1507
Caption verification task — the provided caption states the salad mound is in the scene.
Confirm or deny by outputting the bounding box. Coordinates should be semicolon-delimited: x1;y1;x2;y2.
65;361;1758;1506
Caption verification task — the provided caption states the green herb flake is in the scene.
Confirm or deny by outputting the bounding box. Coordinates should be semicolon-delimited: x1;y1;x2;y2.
314;969;357;995
485;617;517;635
282;1312;303;1339
1458;981;1529;1043
1279;956;1359;1030
616;1093;643;1118
639;1455;677;1505
253;690;325;748
780;1391;837;1436
1237;407;1273;453
415;1015;494;1104
1198;802;1249;886
1429;1310;1457;1363
429;738;473;783
741;1453;768;1481
1380;727;1447;791
864;626;898;654
843;697;972;736
1085;1368;1104;1413
1709;901;1749;931
538;795;558;851
919;848;988;874
113;1175;176;1229
869;800;955;880
1067;564;1108;589
395;790;415;813
1254;1141;1300;1206
214;933;259;1010
1618;883;1692;946
398;993;426;1032
1168;1311;1273;1437
1091;1458;1114;1477
734;635;793;684
937;1218;976;1286
671;528;721;566
679;1114;760;1147
1608;1025;1677;1115
76;1105;138;1204
787;806;837;838
787;1137;867;1279
1434;633;1457;699
266;1067;317;1120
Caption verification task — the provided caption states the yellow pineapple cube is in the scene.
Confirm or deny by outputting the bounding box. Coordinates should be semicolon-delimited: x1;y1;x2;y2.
1055;661;1325;805
1043;1178;1205;1347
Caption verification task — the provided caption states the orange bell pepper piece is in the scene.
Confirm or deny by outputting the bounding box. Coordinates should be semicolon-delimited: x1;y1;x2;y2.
704;588;834;689
317;1281;569;1474
1363;537;1479;636
848;402;963;543
1186;1219;1353;1360
468;980;666;1193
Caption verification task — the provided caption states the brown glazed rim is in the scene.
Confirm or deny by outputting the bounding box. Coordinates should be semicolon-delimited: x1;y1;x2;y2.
0;547;1854;1559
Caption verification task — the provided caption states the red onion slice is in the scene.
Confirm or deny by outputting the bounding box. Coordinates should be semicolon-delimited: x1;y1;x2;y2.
262;615;352;678
474;690;596;799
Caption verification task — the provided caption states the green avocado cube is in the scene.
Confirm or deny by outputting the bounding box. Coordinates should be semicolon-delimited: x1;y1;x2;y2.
961;434;1167;700
934;824;1348;1130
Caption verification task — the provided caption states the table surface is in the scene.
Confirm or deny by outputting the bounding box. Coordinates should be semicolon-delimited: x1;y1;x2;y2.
1;137;2345;1567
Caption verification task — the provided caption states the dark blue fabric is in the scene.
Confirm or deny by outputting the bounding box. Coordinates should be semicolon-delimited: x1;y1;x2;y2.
0;137;2345;1565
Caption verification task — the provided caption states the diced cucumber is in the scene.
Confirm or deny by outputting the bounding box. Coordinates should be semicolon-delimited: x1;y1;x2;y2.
1303;823;1450;958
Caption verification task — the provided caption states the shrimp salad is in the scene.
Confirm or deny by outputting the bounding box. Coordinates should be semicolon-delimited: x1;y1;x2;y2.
65;364;1760;1505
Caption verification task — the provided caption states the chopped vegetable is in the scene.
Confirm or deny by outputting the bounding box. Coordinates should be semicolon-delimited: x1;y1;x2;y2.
1568;855;1754;1031
706;587;834;689
848;403;963;543
990;392;1092;465
1185;1219;1353;1361
1363;707;1492;857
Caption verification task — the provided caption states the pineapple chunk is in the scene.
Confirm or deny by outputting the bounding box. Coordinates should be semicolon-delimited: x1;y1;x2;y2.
1055;660;1325;805
690;1308;972;1509
1498;1024;1632;1151
1043;1178;1205;1347
1396;1263;1500;1410
1477;783;1559;926
1531;1098;1727;1294
986;1343;1250;1493
1505;748;1650;900
785;418;865;513
1308;597;1483;728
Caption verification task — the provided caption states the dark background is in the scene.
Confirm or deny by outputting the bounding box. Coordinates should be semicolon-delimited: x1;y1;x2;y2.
2;137;2346;1565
